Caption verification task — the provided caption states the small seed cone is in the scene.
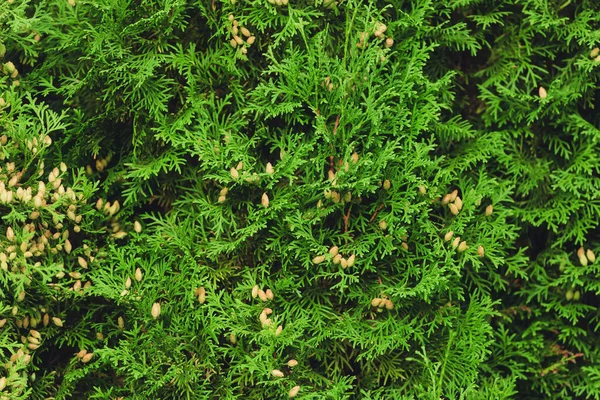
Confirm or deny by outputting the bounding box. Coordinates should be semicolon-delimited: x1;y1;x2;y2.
485;205;493;216
444;231;453;241
289;386;300;398
449;203;459;216
313;255;326;264
586;249;596;263
151;302;161;319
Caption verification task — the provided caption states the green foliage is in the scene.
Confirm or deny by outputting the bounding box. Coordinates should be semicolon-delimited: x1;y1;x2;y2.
0;0;599;398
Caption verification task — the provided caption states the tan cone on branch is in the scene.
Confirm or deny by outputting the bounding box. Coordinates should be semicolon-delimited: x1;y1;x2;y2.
289;386;301;398
271;369;284;378
151;302;161;319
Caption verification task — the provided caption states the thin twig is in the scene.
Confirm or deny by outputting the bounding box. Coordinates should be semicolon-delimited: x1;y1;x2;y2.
333;114;341;136
342;205;352;233
369;203;384;223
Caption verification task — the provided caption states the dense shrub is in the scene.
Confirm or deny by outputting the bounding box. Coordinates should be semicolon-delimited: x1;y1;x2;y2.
0;0;599;399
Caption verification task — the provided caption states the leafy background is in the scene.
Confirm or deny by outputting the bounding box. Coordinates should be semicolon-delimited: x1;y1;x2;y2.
0;0;599;398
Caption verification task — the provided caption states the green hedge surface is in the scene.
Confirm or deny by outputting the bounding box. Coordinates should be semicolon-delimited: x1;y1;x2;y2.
0;0;599;399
